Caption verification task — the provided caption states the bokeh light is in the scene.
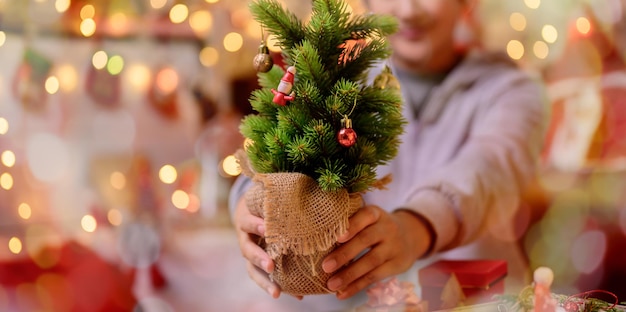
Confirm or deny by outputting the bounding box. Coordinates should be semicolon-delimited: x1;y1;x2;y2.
0;31;6;47
541;24;558;43
223;32;243;52
126;64;152;92
509;12;527;32
80;18;97;37
55;0;70;13
81;215;97;233
205;0;219;3
45;76;60;94
0;173;13;190
506;40;525;60
221;155;241;176
159;164;177;184
107;55;124;75
1;150;16;167
189;10;213;35
533;41;549;59
18;203;32;220
8;237;22;254
171;190;190;209
107;209;123;226
0;118;8;135
169;4;189;24
92;50;108;70
267;35;282;52
55;64;78;92
150;0;169;9
524;0;541;9
199;46;219;67
110;171;126;190
576;17;591;35
80;4;96;20
155;67;179;94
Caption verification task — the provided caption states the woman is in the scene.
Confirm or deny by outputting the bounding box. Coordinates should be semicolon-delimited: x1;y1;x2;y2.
229;0;546;310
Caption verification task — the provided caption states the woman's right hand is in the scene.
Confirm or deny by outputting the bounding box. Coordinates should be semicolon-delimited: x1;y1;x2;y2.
233;196;281;298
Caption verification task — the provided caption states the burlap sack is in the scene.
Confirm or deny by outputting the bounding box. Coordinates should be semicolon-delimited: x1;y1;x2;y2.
237;150;363;295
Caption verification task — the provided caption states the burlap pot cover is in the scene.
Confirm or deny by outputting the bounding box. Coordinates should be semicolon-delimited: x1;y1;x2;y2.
238;152;363;295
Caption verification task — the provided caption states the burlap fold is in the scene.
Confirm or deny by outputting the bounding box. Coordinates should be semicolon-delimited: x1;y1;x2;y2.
236;149;363;295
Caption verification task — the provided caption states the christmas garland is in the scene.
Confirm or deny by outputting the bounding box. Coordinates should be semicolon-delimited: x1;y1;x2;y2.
496;287;626;312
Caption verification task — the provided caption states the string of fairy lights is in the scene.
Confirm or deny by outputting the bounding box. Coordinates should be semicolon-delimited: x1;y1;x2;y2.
0;0;618;264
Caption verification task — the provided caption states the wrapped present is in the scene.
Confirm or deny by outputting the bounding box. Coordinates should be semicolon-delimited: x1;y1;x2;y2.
418;260;507;310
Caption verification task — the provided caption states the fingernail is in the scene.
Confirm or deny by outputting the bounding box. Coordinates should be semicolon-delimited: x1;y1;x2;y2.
337;231;349;242
267;285;278;298
261;260;270;273
327;277;342;291
322;259;336;273
257;224;265;236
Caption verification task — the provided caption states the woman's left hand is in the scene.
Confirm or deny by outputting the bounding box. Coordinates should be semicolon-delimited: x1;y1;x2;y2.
321;204;432;299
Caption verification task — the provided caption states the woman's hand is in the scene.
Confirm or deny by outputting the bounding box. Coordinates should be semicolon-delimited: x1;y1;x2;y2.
321;205;433;299
232;196;281;298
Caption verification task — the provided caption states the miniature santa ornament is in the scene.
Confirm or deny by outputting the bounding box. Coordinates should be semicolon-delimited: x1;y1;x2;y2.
271;66;296;106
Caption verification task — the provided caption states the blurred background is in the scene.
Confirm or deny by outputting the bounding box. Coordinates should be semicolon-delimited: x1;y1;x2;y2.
0;0;625;311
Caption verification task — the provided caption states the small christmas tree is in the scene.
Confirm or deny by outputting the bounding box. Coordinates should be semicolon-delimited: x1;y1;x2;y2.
241;0;405;193
237;0;405;295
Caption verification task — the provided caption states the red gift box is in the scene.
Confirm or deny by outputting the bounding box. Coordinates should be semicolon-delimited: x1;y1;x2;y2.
418;260;507;310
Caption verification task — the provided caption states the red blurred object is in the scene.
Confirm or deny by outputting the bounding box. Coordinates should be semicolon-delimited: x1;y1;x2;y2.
419;260;507;309
0;241;137;312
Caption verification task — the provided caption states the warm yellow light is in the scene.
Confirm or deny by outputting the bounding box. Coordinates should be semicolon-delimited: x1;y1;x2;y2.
107;209;123;226
169;4;189;24
0;31;6;47
267;35;282;52
159;164;177;184
509;12;527;32
155;68;178;94
55;64;78;92
107;55;124;75
45;76;60;95
127;64;152;92
8;237;22;254
223;32;243;52
80;4;95;20
222;155;241;176
542;24;558;43
0;173;13;190
199;46;219;67
110;171;126;190
506;40;525;60
0;118;8;135
81;215;97;233
205;0;219;3
18;203;32;220
189;10;213;35
55;0;70;13
92;50;108;70
150;0;168;9
109;12;128;35
243;138;254;151
171;190;189;209
576;17;591;35
1;150;15;167
533;41;549;59
80;18;97;37
524;0;540;9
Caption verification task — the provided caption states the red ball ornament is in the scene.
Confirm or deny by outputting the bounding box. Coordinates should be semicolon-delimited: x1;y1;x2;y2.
337;117;357;147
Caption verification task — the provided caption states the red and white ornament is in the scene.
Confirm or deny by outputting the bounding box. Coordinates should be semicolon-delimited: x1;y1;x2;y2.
337;116;357;147
271;66;296;106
